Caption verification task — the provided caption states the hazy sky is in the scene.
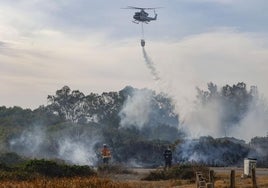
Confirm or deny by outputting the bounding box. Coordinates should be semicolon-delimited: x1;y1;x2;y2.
1;0;268;109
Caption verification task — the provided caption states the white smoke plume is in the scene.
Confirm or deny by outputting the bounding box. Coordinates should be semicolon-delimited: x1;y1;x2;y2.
229;97;268;142
54;128;102;165
182;99;223;138
58;137;98;165
8;125;102;166
180;86;268;142
9;126;45;157
119;89;153;129
142;47;160;81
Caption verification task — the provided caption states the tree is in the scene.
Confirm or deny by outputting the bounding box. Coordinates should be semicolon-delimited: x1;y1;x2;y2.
47;86;86;122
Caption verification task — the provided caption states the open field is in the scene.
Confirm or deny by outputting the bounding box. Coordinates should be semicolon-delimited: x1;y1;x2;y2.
0;167;268;187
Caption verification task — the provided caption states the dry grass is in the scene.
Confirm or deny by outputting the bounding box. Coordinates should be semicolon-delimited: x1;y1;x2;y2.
0;177;191;188
0;177;133;188
213;172;268;188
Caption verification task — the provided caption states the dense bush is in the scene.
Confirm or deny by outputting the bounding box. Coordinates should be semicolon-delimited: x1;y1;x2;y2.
142;163;209;181
0;152;25;166
97;164;133;174
0;158;96;180
23;159;96;177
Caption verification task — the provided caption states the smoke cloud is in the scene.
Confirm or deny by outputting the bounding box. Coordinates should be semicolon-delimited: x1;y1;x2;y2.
9;126;45;158
143;30;268;143
180;86;268;142
229;97;268;142
183;98;223;138
8;124;102;166
58;137;99;165
119;89;153;129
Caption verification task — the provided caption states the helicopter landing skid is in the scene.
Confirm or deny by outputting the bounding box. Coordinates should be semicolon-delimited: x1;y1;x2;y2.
132;20;139;24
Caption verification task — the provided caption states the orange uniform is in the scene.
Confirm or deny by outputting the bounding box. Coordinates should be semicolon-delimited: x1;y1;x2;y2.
101;145;111;164
101;147;111;158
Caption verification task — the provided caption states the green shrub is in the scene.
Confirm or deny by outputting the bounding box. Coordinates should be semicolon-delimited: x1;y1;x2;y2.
65;164;97;177
0;152;25;166
142;163;209;181
142;169;168;180
97;164;133;174
0;163;12;171
23;159;96;177
0;158;96;180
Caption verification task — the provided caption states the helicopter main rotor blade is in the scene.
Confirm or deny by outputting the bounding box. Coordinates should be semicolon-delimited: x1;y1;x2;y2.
142;7;163;10
124;6;163;10
124;6;143;9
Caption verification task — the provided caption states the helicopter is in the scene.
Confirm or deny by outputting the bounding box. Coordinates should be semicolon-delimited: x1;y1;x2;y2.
124;6;160;24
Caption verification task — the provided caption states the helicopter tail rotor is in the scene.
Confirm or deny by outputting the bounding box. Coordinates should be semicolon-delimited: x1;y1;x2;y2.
153;9;157;20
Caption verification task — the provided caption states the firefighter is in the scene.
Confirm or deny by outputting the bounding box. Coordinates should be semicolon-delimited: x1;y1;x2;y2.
101;144;111;164
163;145;172;169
